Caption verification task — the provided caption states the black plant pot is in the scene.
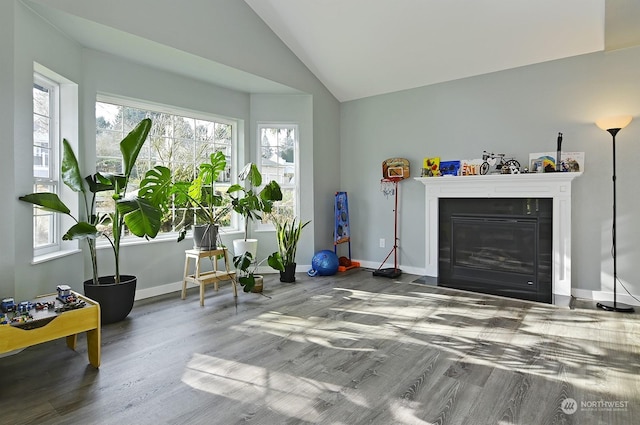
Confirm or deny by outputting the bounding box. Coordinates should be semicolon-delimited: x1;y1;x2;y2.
193;224;218;250
280;263;297;282
83;275;137;325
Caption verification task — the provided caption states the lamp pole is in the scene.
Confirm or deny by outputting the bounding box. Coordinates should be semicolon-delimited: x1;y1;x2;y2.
595;115;634;313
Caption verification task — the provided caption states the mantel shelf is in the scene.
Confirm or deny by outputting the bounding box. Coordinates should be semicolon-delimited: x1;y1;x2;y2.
415;171;582;186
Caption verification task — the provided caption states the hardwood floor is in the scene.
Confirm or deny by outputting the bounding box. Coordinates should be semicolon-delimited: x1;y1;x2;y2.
1;269;638;425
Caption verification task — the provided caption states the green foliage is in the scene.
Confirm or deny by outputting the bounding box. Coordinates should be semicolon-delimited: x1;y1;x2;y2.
270;217;310;270
19;118;170;284
228;163;283;240
232;251;261;293
171;151;231;243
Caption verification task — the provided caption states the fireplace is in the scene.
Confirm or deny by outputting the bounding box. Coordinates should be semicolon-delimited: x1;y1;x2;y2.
439;198;552;303
416;172;581;304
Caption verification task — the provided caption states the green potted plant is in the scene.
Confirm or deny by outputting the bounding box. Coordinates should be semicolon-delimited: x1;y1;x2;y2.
267;217;311;283
227;162;282;257
232;251;268;293
19;118;172;324
171;151;231;250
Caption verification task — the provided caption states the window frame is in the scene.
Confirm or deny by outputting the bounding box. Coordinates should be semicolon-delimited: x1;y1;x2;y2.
95;94;240;245
255;122;300;231
32;72;61;257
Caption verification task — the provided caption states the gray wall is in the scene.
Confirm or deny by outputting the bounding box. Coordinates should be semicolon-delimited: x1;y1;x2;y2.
341;46;640;302
5;0;639;304
28;0;341;253
250;94;315;267
10;0;85;300
3;0;338;300
0;0;16;298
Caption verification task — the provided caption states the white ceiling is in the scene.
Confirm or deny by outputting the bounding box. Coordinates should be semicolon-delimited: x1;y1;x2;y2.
244;0;607;102
24;0;640;103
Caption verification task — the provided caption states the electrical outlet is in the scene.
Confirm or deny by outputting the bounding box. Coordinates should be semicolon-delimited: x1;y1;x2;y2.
379;238;385;248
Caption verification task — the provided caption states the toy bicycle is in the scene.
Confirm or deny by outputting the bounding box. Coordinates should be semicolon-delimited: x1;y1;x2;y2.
480;151;521;175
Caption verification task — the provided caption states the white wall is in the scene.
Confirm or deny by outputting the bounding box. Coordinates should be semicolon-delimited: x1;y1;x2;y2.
341;46;640;303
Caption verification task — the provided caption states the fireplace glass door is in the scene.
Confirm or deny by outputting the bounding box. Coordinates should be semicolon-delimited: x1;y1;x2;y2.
439;198;552;303
450;215;539;291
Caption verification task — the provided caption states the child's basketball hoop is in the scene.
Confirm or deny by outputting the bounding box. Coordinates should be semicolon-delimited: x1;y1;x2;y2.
382;158;410;180
375;158;410;279
381;158;409;198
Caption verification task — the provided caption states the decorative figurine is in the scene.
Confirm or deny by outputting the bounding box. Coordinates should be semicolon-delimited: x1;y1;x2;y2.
1;298;16;313
56;285;72;302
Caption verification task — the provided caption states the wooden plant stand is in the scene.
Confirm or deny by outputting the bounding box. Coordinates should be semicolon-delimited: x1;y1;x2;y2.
182;248;236;306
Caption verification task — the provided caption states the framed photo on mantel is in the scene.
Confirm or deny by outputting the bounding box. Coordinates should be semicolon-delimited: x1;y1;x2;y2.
529;152;584;173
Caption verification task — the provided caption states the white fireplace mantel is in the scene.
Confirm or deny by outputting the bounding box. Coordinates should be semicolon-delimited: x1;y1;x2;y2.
415;172;582;298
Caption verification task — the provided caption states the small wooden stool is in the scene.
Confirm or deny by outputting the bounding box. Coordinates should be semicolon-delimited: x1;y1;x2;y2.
181;248;236;306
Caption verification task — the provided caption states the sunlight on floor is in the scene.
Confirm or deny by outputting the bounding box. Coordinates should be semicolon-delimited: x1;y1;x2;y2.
181;353;370;422
182;288;635;418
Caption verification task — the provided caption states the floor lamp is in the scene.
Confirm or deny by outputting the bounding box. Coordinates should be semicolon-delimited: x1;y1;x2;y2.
595;115;635;313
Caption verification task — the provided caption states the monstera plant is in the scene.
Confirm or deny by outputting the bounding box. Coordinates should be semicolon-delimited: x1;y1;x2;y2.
227;162;282;258
19;118;173;323
170;150;231;250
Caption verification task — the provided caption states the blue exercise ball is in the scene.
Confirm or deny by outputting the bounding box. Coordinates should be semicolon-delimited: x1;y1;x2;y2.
308;250;340;276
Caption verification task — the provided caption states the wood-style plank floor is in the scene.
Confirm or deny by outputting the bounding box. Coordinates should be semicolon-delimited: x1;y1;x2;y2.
1;270;638;425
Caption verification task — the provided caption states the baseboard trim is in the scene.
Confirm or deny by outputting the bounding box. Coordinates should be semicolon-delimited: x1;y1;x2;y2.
355;260;424;277
134;264;639;307
134;265;313;301
572;288;640;307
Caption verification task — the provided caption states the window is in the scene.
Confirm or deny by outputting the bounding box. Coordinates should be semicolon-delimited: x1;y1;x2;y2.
32;73;60;255
257;124;299;226
95;97;237;239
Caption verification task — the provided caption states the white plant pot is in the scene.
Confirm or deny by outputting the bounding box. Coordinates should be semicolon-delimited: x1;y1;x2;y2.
233;238;258;259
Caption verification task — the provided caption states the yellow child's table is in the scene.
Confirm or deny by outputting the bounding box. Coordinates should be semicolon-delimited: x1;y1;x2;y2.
0;291;101;368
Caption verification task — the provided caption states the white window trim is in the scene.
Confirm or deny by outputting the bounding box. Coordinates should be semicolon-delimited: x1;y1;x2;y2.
33;73;60;257
94;94;240;247
255;122;300;232
32;66;80;261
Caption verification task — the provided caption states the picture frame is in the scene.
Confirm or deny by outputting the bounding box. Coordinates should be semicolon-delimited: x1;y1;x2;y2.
528;152;584;172
440;160;461;176
422;157;441;177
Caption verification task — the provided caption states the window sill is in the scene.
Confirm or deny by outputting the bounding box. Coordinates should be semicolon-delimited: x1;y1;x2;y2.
93;229;245;250
32;248;82;265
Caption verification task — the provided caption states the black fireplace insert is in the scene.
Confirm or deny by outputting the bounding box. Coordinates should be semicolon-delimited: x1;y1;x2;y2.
439;198;552;303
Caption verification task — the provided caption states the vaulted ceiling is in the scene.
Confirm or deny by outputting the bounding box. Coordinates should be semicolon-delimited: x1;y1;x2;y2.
24;0;640;103
245;0;640;101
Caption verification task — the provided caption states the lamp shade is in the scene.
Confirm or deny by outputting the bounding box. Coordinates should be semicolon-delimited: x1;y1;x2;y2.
595;115;633;131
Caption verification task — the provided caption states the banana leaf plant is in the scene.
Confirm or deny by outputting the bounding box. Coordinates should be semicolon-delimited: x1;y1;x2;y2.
228;162;283;241
19;118;173;284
